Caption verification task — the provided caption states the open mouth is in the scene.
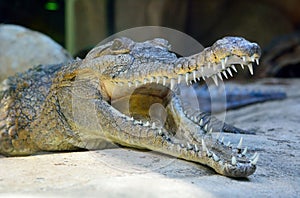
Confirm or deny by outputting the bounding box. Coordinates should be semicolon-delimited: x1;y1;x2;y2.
106;54;259;135
110;83;173;130
97;36;261;177
103;57;260;177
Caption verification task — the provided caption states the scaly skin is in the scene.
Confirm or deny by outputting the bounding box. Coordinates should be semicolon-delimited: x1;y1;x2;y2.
0;37;261;177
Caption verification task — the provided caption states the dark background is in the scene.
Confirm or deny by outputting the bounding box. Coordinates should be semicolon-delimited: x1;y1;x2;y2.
1;0;300;77
1;0;299;50
0;0;65;45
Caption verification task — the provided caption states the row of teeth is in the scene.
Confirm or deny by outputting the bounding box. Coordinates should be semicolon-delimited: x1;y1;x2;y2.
203;137;259;166
126;116;259;166
113;55;259;88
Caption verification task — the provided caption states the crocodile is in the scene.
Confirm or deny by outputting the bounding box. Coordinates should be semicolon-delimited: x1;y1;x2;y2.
0;36;261;177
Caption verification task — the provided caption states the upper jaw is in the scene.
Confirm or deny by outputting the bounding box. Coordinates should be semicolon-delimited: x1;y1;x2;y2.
108;54;260;90
106;36;261;89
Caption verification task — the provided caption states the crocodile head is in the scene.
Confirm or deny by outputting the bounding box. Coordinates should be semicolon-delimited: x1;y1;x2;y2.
85;36;260;94
82;36;261;177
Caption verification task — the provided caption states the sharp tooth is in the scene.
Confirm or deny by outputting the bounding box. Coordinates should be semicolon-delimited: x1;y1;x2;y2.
221;59;226;69
255;58;259;65
250;152;258;160
251;55;255;62
202;75;206;80
226;141;231;147
220;137;224;143
242;147;248;155
240;64;245;69
163;77;167;86
207;151;212;157
211;75;218;86
185;73;189;85
156;76;160;84
201;139;209;154
135;120;142;125
231;65;238;72
193;71;196;81
194;144;199;152
251;153;259;165
231;156;237;165
158;129;163;135
237;137;243;149
197;77;201;81
242;56;247;62
217;72;223;80
144;121;150;126
178;75;182;84
226;68;233;77
170;78;175;90
247;63;254;75
187;143;193;150
225;57;228;64
208;128;213;133
204;124;208;131
222;71;228;79
212;152;220;162
152;122;156;129
193;117;197;122
199;119;203;126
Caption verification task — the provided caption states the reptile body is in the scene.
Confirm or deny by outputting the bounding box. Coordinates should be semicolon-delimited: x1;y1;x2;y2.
0;37;261;177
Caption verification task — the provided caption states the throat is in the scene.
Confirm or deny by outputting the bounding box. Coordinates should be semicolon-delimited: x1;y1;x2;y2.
112;94;164;120
109;83;173;124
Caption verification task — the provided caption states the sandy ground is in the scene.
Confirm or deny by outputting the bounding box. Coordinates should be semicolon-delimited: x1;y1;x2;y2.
0;78;299;198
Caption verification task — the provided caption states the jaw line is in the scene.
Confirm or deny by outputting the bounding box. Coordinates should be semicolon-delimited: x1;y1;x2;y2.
109;53;259;89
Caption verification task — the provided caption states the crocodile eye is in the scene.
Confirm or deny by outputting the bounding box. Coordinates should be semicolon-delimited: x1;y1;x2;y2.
111;39;123;51
109;38;133;55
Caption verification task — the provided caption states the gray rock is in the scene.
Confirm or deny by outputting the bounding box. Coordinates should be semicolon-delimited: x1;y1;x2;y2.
0;24;73;81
